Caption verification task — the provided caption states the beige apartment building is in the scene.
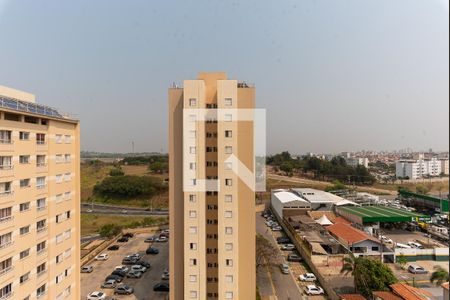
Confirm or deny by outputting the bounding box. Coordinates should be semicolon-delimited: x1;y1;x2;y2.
0;86;80;300
169;72;256;300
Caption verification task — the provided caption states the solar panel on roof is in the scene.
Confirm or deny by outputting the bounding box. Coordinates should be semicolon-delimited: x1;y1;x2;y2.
0;96;65;119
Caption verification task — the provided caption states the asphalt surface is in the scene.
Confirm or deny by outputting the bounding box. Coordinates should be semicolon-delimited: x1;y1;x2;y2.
81;232;169;300
256;212;304;300
80;203;168;216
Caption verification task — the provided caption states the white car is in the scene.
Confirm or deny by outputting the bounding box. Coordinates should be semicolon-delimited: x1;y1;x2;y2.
304;285;324;295
131;265;147;273
407;242;424;249
279;263;290;274
272;226;282;231
156;236;168;242
380;235;393;244
299;273;317;282
115;265;129;273
94;253;109;261
87;291;106;300
281;244;295;251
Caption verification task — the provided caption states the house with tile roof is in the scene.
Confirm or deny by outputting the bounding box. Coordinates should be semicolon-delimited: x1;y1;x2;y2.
390;283;435;300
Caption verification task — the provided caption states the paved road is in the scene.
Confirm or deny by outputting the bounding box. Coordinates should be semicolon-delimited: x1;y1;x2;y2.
81;203;168;216
81;232;169;300
256;212;304;300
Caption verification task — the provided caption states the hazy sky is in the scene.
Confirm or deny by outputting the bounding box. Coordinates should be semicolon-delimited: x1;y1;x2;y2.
0;0;448;154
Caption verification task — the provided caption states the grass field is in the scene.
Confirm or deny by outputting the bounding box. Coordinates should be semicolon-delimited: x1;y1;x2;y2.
81;214;168;236
373;180;449;194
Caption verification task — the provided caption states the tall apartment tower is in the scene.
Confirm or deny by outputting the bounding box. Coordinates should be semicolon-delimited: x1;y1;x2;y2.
0;86;80;300
169;72;256;300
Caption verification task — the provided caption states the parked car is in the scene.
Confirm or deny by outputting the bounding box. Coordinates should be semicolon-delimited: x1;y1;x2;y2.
111;270;127;278
161;270;170;280
121;210;128;214
129;253;142;260
281;244;295;251
135;260;151;268
87;291;106;300
117;237;129;243
153;282;170;292
287;253;302;262
81;265;93;273
276;237;291;244
156;236;168;242
105;275;123;283
304;285;324;295
407;242;424;249
95;253;109;261
408;264;428;274
145;236;157;243
108;245;120;251
126;270;142;278
114;284;134;295
101;279;117;289
272;225;283;231
146;247;160;255
299;273;317;282
122;257;138;265
114;266;129;273
279;263;290;274
380;236;393;244
123;233;134;238
130;265;147;273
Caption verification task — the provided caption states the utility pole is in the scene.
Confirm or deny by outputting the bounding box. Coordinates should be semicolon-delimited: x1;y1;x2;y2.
132;141;135;154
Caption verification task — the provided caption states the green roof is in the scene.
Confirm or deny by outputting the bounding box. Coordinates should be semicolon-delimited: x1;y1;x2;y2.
337;206;431;223
398;190;449;212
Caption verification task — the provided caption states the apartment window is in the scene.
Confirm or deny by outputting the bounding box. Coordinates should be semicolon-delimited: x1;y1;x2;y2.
189;210;197;218
36;198;46;210
224;162;232;170
36;155;46;167
190;259;197;266
206;147;217;152
64;248;72;258
224;211;233;218
56;273;64;284
225;275;233;283
225;243;233;251
189;243;197;250
225;194;233;203
64;173;71;181
20;272;30;284
56;214;62;224
225;130;232;138
0;283;12;299
64;191;71;200
19;155;30;164
190;179;197;186
189;147;196;154
190;291;198;298
37;241;46;253
36;284;46;297
225;227;233;235
64;229;71;239
0;207;12;222
56;174;63;183
225;146;233;154
36;176;46;188
189;226;197;234
56;194;63;203
24;116;38;124
189;130;197;138
189;114;197;122
36;219;46;232
37;263;46;276
189;275;197;282
64;286;71;297
225;259;233;267
56;154;63;163
55;134;62;144
23;296;30;300
0;182;12;196
225;292;234;299
20;178;31;188
225;179;232;186
20;249;30;259
64;135;71;143
189;194;196;203
0;233;12;249
19;131;30;140
0;258;12;276
20;226;30;235
189;98;197;106
0;156;12;170
36;133;45;145
0;130;12;144
224;98;233;106
19;202;30;212
64;154;71;163
189;162;196;170
224;114;233;122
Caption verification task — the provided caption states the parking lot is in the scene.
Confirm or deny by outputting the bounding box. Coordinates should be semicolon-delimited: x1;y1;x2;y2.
381;228;447;248
81;232;169;300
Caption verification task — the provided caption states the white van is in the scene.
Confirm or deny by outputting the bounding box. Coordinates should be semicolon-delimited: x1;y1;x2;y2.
395;243;412;249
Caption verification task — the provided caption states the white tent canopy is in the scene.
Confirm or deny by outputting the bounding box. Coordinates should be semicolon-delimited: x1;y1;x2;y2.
316;214;333;226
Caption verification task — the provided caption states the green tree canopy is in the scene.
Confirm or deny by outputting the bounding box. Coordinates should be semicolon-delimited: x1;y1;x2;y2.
94;175;166;198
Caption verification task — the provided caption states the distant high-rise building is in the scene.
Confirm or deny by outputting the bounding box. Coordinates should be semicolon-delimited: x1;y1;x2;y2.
0;85;80;299
169;72;256;300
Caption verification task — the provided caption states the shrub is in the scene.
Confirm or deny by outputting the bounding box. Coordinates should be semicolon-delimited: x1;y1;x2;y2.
94;175;166;198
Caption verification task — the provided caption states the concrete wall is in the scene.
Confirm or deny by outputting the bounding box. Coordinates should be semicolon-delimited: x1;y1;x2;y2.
395;247;450;262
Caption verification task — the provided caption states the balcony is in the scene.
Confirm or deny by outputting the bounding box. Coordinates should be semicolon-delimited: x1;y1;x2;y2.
36;226;47;234
37;248;47;256
0;292;13;300
36;163;48;173
0;241;13;250
0;215;13;225
0;191;13;198
0;266;13;277
0;165;13;178
0;140;14;152
36;205;47;212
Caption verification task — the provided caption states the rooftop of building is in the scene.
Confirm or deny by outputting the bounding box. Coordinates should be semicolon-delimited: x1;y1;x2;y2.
272;190;310;204
292;188;344;203
340;294;366;300
442;282;449;290
373;291;403;300
327;222;380;244
390;283;434;300
336;205;431;223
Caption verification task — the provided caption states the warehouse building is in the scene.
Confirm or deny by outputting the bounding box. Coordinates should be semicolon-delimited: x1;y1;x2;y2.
271;189;311;218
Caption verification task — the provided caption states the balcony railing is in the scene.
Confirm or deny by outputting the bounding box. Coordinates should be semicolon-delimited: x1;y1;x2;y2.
0;215;13;223
0;165;13;170
36;163;47;168
37;248;47;256
37;269;47;277
37;226;47;233
36;206;47;212
0;139;13;145
0;266;13;277
0;191;13;197
0;292;13;300
0;241;13;250
36;291;47;298
36;184;46;190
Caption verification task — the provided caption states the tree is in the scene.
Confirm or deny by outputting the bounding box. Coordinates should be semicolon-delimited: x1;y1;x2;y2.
430;266;449;286
109;168;124;176
325;180;347;192
341;255;397;298
256;234;278;269
99;224;122;238
416;185;430;195
397;254;408;270
149;161;168;173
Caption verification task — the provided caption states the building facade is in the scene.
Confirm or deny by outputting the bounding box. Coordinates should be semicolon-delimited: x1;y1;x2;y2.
169;72;255;300
345;157;369;168
0;86;80;300
396;156;447;179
